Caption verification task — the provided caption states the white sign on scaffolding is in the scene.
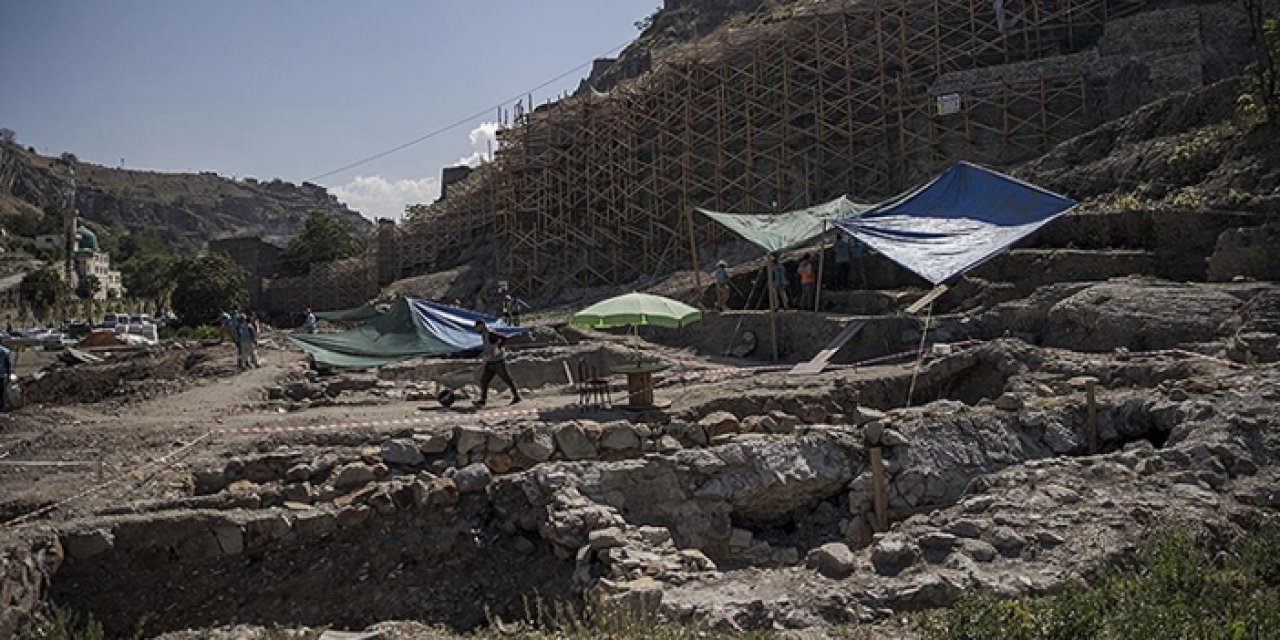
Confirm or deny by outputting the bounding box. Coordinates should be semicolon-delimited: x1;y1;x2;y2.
936;93;962;116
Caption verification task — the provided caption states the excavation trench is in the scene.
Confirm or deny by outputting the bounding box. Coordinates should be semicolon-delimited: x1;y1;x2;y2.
27;347;1192;637
48;498;576;637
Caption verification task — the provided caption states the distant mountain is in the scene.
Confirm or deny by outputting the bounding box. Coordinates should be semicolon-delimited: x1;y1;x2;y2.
0;142;371;252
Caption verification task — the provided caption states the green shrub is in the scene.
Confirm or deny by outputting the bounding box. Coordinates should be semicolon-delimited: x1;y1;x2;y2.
36;607;105;640
918;523;1280;640
158;325;222;342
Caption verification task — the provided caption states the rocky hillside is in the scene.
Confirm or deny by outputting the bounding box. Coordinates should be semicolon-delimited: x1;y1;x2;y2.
0;142;371;252
577;0;803;94
1017;77;1280;216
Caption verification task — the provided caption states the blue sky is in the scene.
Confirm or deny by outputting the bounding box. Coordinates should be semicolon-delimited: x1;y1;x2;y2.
0;1;659;219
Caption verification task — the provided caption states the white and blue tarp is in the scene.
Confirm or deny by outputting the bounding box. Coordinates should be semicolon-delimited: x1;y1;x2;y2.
288;298;530;369
833;162;1076;285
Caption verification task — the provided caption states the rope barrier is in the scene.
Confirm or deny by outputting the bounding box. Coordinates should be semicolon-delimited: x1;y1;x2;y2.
2;433;212;529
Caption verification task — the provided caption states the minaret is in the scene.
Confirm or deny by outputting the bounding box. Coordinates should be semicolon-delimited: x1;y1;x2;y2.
63;164;77;285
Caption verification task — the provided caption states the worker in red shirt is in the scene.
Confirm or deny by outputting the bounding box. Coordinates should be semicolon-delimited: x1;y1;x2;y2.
799;254;817;311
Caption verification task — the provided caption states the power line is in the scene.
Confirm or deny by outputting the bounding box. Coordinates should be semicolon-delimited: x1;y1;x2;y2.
306;40;632;183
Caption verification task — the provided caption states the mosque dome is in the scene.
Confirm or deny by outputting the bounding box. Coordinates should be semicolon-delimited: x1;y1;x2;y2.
75;225;100;253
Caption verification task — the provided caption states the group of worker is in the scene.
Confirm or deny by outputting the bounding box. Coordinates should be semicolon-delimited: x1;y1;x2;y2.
220;311;264;371
712;232;864;312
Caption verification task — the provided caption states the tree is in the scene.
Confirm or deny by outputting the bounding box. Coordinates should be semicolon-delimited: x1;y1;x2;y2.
170;253;248;325
75;274;101;300
120;251;176;312
0;128;15;144
1243;0;1280;117
21;267;66;319
118;227;168;263
279;211;367;276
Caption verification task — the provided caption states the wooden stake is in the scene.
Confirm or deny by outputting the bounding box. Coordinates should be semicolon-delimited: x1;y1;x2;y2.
871;447;888;532
1087;380;1098;454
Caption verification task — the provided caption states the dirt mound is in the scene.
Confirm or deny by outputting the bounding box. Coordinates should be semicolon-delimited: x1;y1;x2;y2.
1017;77;1280;215
79;330;125;348
24;348;221;405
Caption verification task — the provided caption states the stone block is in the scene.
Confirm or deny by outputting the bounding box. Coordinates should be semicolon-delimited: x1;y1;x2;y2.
806;542;856;579
555;423;598;460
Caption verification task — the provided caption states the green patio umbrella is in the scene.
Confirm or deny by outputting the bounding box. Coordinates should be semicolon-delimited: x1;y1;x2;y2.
569;292;702;330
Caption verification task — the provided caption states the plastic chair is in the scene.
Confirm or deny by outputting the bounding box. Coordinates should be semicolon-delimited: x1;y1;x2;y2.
577;360;610;410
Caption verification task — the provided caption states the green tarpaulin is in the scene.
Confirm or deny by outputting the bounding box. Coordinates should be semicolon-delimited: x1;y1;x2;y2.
288;298;529;369
314;304;382;323
696;196;875;254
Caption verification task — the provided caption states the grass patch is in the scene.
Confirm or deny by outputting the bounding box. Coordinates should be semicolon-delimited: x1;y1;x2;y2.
916;522;1280;640
158;324;223;341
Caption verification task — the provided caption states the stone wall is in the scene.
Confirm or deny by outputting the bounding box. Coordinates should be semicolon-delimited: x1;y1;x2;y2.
209;236;284;310
261;256;379;316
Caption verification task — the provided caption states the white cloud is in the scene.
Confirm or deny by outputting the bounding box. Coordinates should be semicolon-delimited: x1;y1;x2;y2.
456;121;502;167
330;175;441;221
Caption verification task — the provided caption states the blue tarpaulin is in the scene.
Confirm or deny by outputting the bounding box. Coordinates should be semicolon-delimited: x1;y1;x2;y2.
287;298;530;369
833;162;1076;285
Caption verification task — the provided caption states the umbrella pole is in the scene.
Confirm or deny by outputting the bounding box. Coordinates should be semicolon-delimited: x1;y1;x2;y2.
766;256;779;362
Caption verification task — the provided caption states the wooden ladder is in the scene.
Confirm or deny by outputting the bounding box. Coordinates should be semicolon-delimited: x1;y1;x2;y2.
789;320;866;375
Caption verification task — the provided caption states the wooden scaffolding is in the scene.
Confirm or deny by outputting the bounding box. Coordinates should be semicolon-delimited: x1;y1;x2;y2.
399;0;1149;296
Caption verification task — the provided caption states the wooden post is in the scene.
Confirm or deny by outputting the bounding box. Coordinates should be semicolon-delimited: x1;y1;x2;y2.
870;447;888;532
1087;380;1098;455
766;256;779;362
684;206;703;303
814;222;826;312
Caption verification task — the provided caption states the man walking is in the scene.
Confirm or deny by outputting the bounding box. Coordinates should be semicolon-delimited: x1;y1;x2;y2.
712;260;731;311
234;313;256;371
474;319;522;407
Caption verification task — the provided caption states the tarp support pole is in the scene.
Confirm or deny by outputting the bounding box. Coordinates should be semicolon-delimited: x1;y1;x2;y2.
766;256;779;362
814;222;827;312
684;206;703;305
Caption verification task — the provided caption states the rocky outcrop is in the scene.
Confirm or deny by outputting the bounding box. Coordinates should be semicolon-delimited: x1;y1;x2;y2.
970;278;1280;353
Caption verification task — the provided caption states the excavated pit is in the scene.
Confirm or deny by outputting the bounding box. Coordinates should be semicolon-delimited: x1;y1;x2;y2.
15;395;1216;637
47;501;577;637
10;341;1252;637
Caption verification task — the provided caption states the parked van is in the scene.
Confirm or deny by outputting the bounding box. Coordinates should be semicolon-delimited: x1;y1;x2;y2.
102;313;122;329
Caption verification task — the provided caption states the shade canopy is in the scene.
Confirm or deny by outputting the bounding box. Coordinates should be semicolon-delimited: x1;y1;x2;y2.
697;196;875;254
570;292;702;330
833;162;1076;285
288;298;529;369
